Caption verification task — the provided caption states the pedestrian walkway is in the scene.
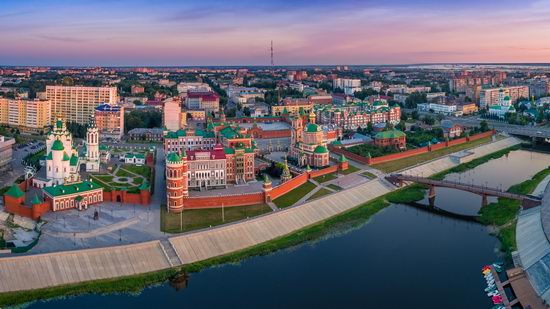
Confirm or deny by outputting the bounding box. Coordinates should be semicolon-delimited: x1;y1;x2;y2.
0;137;522;294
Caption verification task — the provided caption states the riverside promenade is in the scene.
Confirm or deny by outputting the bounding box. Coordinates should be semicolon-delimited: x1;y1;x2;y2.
0;137;521;294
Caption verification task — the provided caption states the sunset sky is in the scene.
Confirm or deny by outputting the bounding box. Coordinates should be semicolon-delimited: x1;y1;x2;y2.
2;0;550;66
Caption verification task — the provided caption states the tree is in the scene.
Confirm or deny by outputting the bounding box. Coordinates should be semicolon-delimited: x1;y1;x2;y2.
400;112;409;121
423;115;435;126
411;110;419;120
124;109;162;132
479;120;489;132
405;92;427;108
396;121;406;131
243;107;251;117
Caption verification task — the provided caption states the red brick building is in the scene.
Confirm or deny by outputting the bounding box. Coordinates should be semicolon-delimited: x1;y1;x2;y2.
373;130;407;150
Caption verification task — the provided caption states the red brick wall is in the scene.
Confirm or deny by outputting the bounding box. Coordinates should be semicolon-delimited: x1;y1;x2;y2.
330;130;495;166
269;172;309;200
32;202;51;220
103;189;150;205
309;165;338;178
183;192;264;209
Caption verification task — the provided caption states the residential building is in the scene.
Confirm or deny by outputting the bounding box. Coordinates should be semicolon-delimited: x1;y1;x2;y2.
0;136;14;172
0;98;51;132
333;78;361;95
131;85;144;95
185;91;220;114
316;102;401;130
95;104;124;140
46;85;118;124
479;86;529;109
441;120;463;138
163;98;183;131
271;98;313;116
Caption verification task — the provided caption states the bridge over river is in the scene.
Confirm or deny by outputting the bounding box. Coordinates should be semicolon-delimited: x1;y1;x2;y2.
386;173;543;209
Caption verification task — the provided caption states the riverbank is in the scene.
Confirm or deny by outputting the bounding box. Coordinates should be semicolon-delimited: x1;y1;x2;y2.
478;168;550;262
0;137;522;307
387;144;523;204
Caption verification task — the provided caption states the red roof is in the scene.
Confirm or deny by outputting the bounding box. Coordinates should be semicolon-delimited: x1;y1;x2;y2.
187;91;219;101
187;144;226;160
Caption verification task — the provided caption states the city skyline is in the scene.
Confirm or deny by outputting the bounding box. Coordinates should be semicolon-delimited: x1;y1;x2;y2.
2;0;550;66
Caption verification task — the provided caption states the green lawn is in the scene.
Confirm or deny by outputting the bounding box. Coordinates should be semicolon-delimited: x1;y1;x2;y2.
306;188;332;201
340;165;360;175
273;181;317;208
313;173;337;183
116;165;151;178
160;204;272;233
371;136;493;173
327;184;342;191
360;171;377;179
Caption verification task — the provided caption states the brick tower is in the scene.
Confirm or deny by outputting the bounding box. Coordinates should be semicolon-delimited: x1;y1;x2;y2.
165;151;188;213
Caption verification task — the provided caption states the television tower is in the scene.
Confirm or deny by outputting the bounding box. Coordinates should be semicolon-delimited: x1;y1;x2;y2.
270;40;274;68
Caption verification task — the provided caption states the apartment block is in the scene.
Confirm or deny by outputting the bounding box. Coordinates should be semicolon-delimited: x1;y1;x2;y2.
0;98;51;132
46;86;118;124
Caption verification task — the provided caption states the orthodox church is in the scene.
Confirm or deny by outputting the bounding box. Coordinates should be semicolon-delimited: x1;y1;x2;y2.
33;116;101;188
288;111;330;168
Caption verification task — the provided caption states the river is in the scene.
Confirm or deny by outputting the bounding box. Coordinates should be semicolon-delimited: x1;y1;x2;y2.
25;150;550;309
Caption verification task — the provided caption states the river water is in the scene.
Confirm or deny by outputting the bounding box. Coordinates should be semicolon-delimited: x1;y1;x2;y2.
26;150;550;309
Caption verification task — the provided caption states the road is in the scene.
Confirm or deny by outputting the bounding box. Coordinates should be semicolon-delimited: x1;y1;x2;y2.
449;116;550;139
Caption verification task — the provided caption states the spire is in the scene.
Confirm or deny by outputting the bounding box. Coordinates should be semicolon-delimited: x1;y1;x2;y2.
88;114;97;128
281;157;292;183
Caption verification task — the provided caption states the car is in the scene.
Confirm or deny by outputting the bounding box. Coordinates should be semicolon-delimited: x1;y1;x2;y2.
536;131;542;134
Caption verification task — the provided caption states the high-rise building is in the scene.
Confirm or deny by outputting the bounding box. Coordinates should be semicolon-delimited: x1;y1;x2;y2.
163;98;183;132
479;86;529;108
46;86;118;124
95;104;124;140
0;98;51;132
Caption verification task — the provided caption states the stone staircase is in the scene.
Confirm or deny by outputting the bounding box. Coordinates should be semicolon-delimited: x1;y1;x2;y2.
159;239;182;267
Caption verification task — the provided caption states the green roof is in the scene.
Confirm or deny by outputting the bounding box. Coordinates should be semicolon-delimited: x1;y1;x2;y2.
75;195;83;202
5;184;24;198
220;126;242;139
31;194;42;205
166;152;181;163
503;96;510;101
339;154;348;162
47;152;53;160
165;129;216;139
314;145;328;154
52;140;64;151
126;153;145;159
56;119;63;129
375;130;406;140
63;152;70;161
223;147;235;154
138;182;150;190
306;123;319;133
43;181;102;197
70;154;79;166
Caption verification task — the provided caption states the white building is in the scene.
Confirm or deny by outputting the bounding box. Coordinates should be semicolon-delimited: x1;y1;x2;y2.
46;86;118;124
163;98;182;131
417;103;458;115
333;78;362;95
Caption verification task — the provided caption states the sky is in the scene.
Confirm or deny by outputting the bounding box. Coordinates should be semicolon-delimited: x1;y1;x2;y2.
1;0;550;66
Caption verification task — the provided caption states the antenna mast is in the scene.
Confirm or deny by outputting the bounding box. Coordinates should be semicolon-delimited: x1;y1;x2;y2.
270;40;274;68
